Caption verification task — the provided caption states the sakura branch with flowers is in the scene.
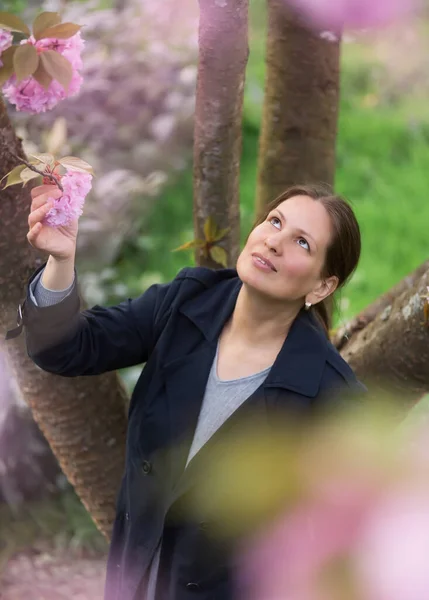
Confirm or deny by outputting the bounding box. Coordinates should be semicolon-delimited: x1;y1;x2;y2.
0;10;93;228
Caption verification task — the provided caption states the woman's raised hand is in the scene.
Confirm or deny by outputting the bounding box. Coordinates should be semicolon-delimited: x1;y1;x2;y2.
27;185;78;262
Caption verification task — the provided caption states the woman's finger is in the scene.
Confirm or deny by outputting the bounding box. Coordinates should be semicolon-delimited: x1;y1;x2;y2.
31;184;59;200
28;200;54;229
27;222;43;246
30;189;62;212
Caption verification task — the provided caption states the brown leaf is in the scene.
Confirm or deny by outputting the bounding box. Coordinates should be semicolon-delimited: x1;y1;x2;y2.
58;156;94;174
0;11;30;34
0;165;25;189
0;45;17;69
19;167;42;185
13;44;39;82
203;216;219;242
38;22;81;40
29;153;55;166
209;245;228;267
0;65;13;86
33;11;61;40
172;239;205;252
40;50;72;91
32;60;53;89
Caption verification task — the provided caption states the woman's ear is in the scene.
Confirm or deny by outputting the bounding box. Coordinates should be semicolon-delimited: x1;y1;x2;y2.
308;275;339;305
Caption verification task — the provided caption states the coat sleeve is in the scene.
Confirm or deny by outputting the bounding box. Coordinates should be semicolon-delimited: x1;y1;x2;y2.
22;264;186;377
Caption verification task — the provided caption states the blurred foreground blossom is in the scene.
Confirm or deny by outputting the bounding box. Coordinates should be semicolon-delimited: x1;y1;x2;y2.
235;403;429;600
3;33;84;114
286;0;419;30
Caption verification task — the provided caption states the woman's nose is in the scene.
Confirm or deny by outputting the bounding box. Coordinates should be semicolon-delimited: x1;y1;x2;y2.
264;236;281;255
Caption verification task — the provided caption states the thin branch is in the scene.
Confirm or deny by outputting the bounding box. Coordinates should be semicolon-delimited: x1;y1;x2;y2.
8;151;64;192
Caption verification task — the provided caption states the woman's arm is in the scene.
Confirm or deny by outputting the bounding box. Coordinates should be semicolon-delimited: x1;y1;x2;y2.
23;264;175;377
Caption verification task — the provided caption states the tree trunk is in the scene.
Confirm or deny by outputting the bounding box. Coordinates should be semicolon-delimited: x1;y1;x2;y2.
339;263;429;409
0;96;127;539
333;260;429;351
193;0;249;268
255;1;340;213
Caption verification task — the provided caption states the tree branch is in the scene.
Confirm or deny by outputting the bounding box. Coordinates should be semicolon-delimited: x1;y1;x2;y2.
8;151;64;192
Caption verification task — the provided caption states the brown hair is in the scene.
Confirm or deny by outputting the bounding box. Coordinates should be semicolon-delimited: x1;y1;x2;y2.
253;183;361;335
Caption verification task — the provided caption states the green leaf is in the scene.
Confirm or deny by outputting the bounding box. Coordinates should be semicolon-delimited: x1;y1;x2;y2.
33;11;61;40
40;50;72;91
0;11;30;34
58;156;94;174
209;245;228;267
0;164;25;188
13;44;39;82
45;117;67;155
213;227;230;242
20;167;42;185
203;216;218;242
32;60;53;89
172;239;205;252
38;22;81;40
29;153;55;166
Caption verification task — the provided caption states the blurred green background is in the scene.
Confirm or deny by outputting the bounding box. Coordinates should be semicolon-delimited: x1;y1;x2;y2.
114;4;429;326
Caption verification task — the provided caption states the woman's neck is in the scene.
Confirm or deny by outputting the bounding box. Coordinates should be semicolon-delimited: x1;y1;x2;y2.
225;283;300;345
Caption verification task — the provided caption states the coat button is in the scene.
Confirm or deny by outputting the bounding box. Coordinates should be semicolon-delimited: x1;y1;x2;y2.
142;460;152;475
186;582;200;591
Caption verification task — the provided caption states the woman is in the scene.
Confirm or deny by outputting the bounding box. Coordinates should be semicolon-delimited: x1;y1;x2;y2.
13;183;365;600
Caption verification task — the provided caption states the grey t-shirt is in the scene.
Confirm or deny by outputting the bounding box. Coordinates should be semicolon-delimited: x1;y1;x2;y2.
30;271;271;600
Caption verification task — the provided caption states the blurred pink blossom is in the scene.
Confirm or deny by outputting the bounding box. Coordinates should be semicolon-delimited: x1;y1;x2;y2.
238;413;429;600
43;171;92;227
2;33;84;114
356;489;429;600
286;0;419;30
0;28;13;57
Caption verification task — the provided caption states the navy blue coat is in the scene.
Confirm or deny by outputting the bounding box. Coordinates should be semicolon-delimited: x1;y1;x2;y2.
17;264;365;600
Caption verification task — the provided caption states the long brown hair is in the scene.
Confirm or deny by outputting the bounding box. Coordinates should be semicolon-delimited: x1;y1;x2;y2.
253;183;362;335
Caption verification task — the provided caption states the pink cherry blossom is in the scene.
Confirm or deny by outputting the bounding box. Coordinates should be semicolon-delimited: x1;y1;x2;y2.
43;171;92;227
2;33;84;114
0;28;13;56
353;487;429;600
285;0;419;31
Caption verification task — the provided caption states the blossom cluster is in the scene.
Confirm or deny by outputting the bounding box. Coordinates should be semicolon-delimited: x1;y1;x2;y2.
43;170;92;227
0;29;13;58
1;32;84;114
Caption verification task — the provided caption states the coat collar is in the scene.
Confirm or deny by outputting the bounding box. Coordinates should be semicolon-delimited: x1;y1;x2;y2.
179;272;328;398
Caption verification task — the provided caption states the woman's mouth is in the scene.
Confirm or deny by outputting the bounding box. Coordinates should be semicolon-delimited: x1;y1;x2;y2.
251;253;277;272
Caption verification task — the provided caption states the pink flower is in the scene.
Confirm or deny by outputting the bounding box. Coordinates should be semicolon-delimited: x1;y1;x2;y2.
43;171;92;227
2;33;84;114
0;28;13;56
355;489;429;600
285;0;418;30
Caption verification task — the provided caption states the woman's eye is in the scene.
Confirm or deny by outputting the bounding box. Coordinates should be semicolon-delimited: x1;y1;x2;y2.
297;237;310;251
269;216;281;229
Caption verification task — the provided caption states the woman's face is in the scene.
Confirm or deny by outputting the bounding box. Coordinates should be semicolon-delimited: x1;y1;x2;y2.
236;195;338;305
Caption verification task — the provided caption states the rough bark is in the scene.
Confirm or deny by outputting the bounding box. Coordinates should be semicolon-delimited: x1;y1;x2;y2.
255;1;340;213
333;260;429;351
340;264;429;408
193;0;248;268
0;97;127;538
